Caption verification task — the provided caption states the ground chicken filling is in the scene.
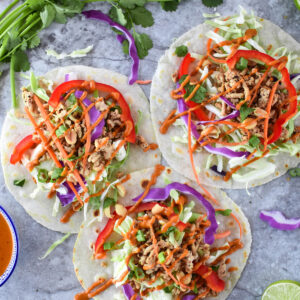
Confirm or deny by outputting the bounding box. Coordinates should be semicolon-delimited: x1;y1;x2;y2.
22;87;149;183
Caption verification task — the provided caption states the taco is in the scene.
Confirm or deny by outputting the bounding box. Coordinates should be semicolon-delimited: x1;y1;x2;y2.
150;8;300;189
0;66;160;233
73;166;251;300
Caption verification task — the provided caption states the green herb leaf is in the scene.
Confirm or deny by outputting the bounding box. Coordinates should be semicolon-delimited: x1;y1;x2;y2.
193;284;198;294
103;197;116;209
28;35;40;49
56;125;67;137
136;230;146;242
89;196;101;210
130;7;154;28
13;179;26;187
249;135;261;148
108;6;127;27
236;57;248;71
158;251;166;263
40;4;56;29
37;169;49;183
132;32;153;59
240;104;254;122
103;242;115;250
215;209;232;216
27;0;47;11
202;0;223;8
175;45;188;57
160;0;180;11
211;265;220;272
119;0;147;9
12;50;30;72
163;284;174;293
51;167;64;181
179;75;207;103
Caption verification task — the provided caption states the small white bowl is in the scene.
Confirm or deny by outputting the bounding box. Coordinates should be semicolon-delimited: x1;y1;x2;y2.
0;206;19;286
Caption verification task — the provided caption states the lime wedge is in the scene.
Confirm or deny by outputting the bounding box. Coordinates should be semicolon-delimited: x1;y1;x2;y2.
295;0;300;10
262;280;300;300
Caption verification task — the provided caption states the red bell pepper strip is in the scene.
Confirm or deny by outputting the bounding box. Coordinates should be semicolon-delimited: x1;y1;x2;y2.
48;80;136;143
227;50;298;144
178;53;210;121
195;264;225;292
94;202;161;256
10;134;38;164
177;221;187;231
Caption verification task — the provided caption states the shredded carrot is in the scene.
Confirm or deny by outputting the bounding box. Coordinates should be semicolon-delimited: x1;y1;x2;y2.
264;81;279;150
230;213;243;240
187;111;220;205
215;230;231;239
135;79;152;85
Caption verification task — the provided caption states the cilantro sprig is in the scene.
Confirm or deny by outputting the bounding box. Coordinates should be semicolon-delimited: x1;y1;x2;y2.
0;0;182;108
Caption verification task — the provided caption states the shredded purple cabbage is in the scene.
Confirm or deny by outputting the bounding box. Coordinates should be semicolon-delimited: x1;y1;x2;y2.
220;96;236;109
83;10;139;85
132;182;218;244
290;73;300;80
117;34;126;44
122;284;141;300
197;109;240;125
65;73;70;82
182;295;196;300
260;210;300;230
210;165;226;177
74;90;105;142
57;181;83;206
177;98;250;158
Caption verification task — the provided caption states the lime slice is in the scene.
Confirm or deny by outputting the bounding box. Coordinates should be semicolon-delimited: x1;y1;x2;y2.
262;280;300;300
294;0;300;10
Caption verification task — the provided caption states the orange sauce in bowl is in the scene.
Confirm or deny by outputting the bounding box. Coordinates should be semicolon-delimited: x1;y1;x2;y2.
0;213;13;276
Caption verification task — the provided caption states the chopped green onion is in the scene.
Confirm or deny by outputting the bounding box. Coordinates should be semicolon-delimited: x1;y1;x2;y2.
249;135;260;148
215;209;232;216
37;169;49;183
66;93;77;106
13;179;25;187
158;252;166;263
163;285;174;293
55;125;68;137
236;57;248;71
193;284;198;294
189;213;201;223
51;167;64;181
93;89;99;98
137;212;145;217
39;233;71;260
103;242;115;250
136;230;145;242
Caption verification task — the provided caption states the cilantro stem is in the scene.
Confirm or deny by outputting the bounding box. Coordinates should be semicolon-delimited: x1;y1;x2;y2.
0;3;26;34
10;54;17;108
0;0;20;21
19;15;41;37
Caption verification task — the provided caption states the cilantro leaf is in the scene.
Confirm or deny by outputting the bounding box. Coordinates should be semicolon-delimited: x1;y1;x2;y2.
240;104;254;122
51;167;64;181
27;0;47;11
12;50;30;72
175;45;188;57
28;35;40;49
202;0;223;8
55;124;67;137
130;7;154;28
179;75;207;103
40;4;56;29
119;0;147;9
109;6;127;27
160;0;180;11
133;32;153;59
103;197;116;209
215;209;232;216
249;135;261;148
13;179;26;187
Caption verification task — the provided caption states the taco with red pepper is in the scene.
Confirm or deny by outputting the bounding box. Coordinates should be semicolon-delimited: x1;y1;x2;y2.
150;8;300;189
73;166;251;300
0;65;160;233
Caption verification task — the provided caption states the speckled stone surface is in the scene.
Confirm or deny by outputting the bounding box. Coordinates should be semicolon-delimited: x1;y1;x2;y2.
0;1;299;299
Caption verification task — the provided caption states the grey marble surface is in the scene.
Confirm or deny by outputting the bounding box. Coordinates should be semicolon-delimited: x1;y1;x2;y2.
0;0;299;299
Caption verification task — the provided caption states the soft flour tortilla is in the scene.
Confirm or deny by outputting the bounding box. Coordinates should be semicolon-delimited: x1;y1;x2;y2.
0;65;161;233
150;19;300;189
73;167;252;300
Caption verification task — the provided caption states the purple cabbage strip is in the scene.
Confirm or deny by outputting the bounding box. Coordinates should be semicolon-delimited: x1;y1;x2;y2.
290;73;300;80
177;98;249;158
210;165;226;177
260;210;300;231
122;284;141;300
83;10;139;85
57;181;82;207
65;73;70;82
182;295;196;300
74;90;105;142
132;182;218;244
220;96;236;109
197;109;240;125
117;34;126;44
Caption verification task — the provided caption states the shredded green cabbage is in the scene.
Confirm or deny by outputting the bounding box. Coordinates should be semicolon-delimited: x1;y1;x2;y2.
39;233;71;260
46;45;93;60
114;216;133;235
180;201;195;223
